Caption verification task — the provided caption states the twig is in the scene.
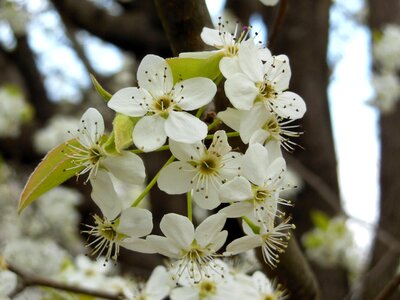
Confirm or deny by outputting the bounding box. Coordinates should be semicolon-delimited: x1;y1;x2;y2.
374;273;400;300
268;0;289;48
7;263;122;300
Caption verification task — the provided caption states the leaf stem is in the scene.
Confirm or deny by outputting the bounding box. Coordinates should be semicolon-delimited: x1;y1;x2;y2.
207;118;221;130
187;191;193;222
205;131;240;140
196;106;206;119
131;155;175;207
242;216;260;234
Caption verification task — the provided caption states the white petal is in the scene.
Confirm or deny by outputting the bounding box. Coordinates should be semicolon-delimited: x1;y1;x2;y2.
173;78;216;110
272;91;306;119
264;55;291;92
220;56;241;78
160;213;195;249
108;87;150;117
266;156;286;183
201;27;233;47
259;0;279;5
157;161;196;194
193;182;221;210
146;235;180;258
259;47;272;61
120;237;156;254
102;151;146;185
210;230;228;251
169;139;203;161
165;111;207;143
90;170;121;220
264;139;283;161
219;202;253;218
118;207;153;237
209;130;231;156
133;115;167;152
195;213;227;248
179;50;220;58
146;266;171;298
219;152;242;178
249;129;270;145
137;54;173;97
242;143;270;186
225;73;258;110
171;286;198;300
217;108;243;132
225;236;262;255
219;176;253;203
238;39;264;82
78;108;104;148
239;103;269;144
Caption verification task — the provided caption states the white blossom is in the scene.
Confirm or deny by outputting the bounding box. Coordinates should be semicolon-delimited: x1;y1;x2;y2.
84;170;155;262
373;24;400;72
0;270;17;298
108;54;217;152
129;266;172;300
157;130;241;209
219;143;291;223
67;107;146;185
370;72;400;113
224;41;306;119
147;213;228;284
259;0;280;6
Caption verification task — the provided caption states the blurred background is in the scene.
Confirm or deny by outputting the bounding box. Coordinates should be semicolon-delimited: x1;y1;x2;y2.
0;0;399;299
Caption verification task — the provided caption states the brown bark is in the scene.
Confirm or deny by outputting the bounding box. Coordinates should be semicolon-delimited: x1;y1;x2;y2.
362;1;400;299
264;0;349;298
50;0;171;58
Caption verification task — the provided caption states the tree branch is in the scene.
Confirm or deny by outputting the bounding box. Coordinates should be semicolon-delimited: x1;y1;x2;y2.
375;273;400;300
154;0;213;55
7;263;122;300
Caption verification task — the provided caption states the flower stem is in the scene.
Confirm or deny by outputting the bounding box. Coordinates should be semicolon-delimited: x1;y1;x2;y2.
196;106;206;119
205;131;240;139
131;155;175;207
242;216;260;234
207;118;221;130
187;191;193;222
131;145;170;154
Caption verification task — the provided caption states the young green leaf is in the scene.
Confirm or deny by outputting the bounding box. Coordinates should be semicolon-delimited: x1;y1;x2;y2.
18;139;83;213
166;52;223;84
310;210;330;231
90;74;112;102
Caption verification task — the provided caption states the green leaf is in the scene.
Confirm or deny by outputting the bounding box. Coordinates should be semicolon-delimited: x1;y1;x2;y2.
310;210;330;231
18;139;84;213
113;114;138;153
166;52;224;84
90;74;112;102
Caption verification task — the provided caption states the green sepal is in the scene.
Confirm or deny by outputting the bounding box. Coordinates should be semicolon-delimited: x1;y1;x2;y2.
90;74;112;102
104;114;138;154
18;139;84;213
310;210;330;231
166;52;224;84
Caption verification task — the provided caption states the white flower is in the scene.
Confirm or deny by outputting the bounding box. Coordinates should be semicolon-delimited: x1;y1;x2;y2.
219;143;291;223
0;270;17;298
259;0;280;6
129;266;172;300
373;24;400;72
225;218;294;268
84;170;154;262
180;23;271;79
67;107;146;185
147;213;228;283
218;103;302;154
0;85;31;138
34;115;80;154
370;72;400;113
246;271;285;300
108;54;217;152
157;130;242;209
224;41;306;119
170;262;236;300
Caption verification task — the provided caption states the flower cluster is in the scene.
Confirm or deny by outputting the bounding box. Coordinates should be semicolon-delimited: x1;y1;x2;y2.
370;24;400;113
18;20;307;297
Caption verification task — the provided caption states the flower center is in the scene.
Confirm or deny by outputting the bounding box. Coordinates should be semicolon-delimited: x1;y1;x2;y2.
262;115;282;138
225;45;239;57
197;155;220;175
254;188;271;203
83;215;126;262
199;280;217;298
154;95;173;118
263;295;277;300
257;82;277;100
